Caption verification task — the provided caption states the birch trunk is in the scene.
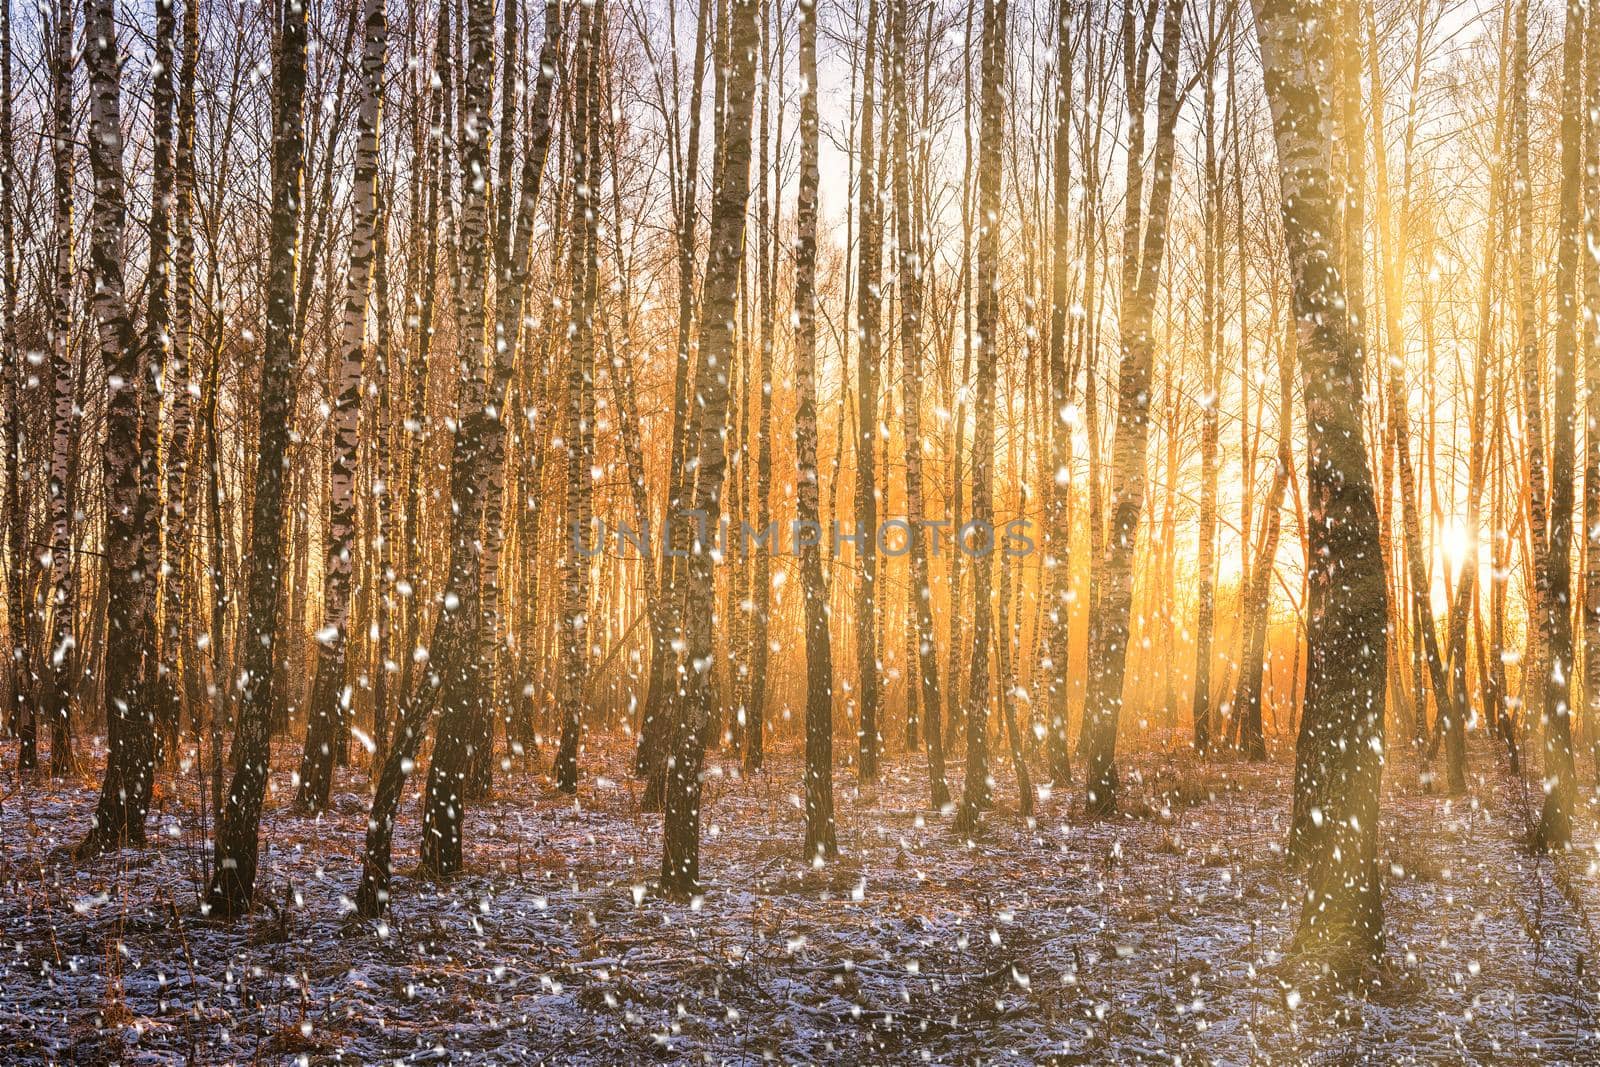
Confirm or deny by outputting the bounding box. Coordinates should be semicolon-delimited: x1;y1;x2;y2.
43;0;78;776
895;0;947;807
746;0;777;772
298;0;387;812
853;0;883;783
418;0;500;878
0;0;25;773
1252;0;1389;967
795;0;837;860
80;0;159;855
203;0;308;911
371;180;394;763
661;0;761;897
1583;0;1600;784
953;0;1009;835
1192;13;1221;754
1533;0;1583;852
398;6;452;714
555;0;600;796
161;0;201;757
357;1;486;913
142;0;178;760
637;0;712;791
473;0;563;798
1044;0;1076;780
1515;0;1548;739
1081;0;1183;817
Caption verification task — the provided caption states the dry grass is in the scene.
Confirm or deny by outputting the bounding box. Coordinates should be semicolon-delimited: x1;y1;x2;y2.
1;735;1598;1062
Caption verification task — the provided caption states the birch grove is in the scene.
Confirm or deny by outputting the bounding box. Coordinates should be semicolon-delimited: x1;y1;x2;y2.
11;0;1600;1040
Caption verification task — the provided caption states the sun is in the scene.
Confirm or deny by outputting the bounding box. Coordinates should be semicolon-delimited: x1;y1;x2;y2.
1440;518;1473;576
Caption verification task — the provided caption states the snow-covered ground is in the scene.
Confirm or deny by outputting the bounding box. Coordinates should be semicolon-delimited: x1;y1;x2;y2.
2;735;1599;1063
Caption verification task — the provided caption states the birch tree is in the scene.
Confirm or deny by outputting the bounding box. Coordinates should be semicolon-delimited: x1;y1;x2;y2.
144;0;178;755
1081;0;1184;817
660;0;761;897
854;0;884;783
954;0;1008;835
1;0;26;775
418;0;503;878
555;0;601;796
1533;0;1582;852
79;0;160;856
204;0;308;913
1043;0;1077;779
795;0;837;860
895;0;947;807
299;0;388;812
1252;0;1389;967
43;0;78;776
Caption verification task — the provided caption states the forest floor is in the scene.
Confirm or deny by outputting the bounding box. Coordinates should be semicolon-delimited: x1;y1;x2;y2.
3;731;1600;1064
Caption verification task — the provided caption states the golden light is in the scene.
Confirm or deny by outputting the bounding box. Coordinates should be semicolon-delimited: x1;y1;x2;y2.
1441;518;1472;576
